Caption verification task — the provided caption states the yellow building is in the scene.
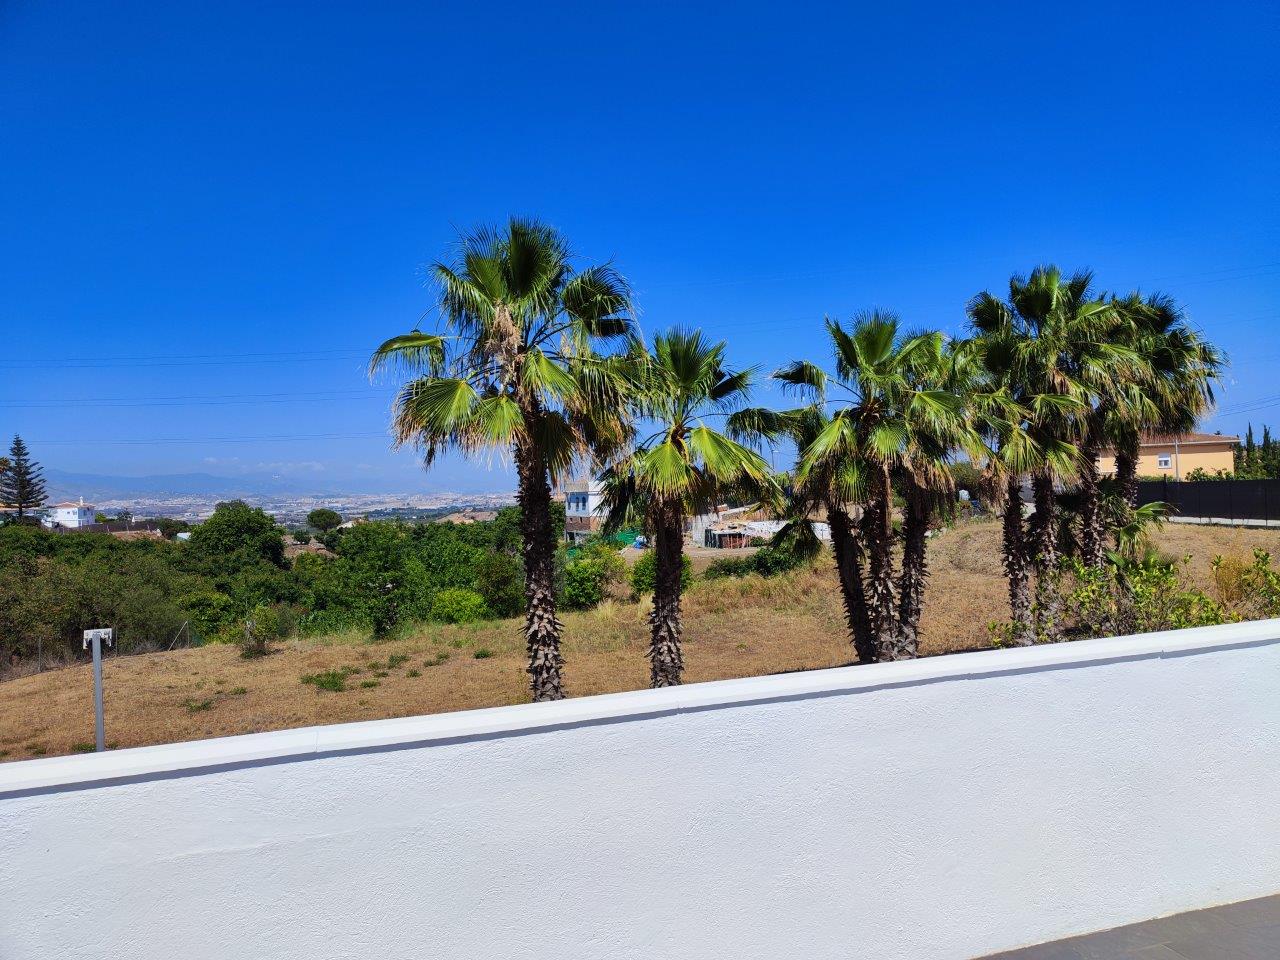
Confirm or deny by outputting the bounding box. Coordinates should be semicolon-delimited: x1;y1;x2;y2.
1099;432;1238;480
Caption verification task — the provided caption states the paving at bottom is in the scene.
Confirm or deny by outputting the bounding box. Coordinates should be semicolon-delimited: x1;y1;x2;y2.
979;894;1280;959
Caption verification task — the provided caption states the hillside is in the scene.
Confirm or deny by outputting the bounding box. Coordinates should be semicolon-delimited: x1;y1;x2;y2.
5;520;1280;763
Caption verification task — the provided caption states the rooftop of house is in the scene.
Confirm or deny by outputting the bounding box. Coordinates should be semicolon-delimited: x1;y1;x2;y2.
1102;432;1239;454
1138;432;1239;447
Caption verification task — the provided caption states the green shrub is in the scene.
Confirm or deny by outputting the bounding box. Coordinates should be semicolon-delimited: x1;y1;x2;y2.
240;603;293;659
574;537;629;582
474;552;523;617
291;530;312;545
430;588;490;624
473;648;493;659
301;669;353;692
563;558;607;609
703;544;806;580
702;556;756;580
630;551;693;595
1063;554;1232;639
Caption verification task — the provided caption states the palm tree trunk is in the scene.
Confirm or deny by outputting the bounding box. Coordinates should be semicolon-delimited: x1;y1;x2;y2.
648;501;685;687
1077;437;1106;569
895;482;930;658
1030;470;1062;641
865;464;900;661
828;504;875;664
1116;439;1140;508
1002;476;1035;645
515;440;565;702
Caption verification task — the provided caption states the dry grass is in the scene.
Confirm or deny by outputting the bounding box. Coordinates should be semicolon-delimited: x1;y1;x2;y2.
5;519;1280;763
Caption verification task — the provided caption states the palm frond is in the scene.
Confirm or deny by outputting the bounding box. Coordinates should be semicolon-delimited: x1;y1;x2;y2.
368;331;448;379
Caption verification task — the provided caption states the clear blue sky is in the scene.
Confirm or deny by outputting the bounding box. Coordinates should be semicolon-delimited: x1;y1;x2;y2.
2;0;1277;493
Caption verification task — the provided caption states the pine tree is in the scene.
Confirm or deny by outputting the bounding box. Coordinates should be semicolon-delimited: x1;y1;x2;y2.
0;435;48;516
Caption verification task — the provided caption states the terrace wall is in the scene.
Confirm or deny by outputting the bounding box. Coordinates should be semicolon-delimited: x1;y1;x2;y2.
3;621;1279;959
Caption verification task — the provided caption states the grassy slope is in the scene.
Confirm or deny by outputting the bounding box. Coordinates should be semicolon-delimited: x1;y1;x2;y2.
5;520;1280;763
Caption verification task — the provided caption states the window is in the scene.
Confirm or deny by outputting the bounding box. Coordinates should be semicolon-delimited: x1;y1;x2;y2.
1157;454;1172;469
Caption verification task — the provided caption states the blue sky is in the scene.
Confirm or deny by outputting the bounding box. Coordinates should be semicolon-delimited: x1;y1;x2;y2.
2;0;1277;494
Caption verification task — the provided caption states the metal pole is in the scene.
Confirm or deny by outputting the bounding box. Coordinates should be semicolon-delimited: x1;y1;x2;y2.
83;628;114;752
92;636;105;752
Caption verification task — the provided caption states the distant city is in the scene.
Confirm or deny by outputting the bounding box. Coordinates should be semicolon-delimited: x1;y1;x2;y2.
40;468;514;525
91;491;516;526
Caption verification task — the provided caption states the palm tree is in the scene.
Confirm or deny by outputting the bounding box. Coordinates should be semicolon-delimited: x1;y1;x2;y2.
894;339;980;653
1107;292;1224;511
370;218;634;701
968;267;1135;637
602;329;778;687
777;312;969;661
774;405;876;663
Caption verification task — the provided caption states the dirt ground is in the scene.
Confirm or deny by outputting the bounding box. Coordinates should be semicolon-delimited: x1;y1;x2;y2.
5;519;1279;763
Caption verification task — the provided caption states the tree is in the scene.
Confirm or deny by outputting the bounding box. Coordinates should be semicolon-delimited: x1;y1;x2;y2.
371;218;634;701
186;501;287;571
777;313;971;661
964;277;1088;643
307;508;343;531
602;329;778;686
772;405;876;663
0;436;47;517
967;268;1133;636
895;339;980;653
1107;292;1223;513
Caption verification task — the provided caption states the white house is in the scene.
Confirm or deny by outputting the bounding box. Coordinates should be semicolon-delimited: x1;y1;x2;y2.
563;479;605;545
43;498;96;529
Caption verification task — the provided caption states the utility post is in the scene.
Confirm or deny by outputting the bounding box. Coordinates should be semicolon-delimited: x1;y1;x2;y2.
83;628;114;752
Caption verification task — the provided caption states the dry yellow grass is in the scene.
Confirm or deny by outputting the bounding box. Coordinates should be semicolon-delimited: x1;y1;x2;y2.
5;519;1280;763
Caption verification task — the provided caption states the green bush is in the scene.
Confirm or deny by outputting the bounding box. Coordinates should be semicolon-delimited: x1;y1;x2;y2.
1063;554;1231;640
630;551;693;595
563;558;607;609
430;588;490;624
703;544;807;580
301;668;352;692
702;556;756;580
573;536;629;582
240;603;294;658
474;552;523;617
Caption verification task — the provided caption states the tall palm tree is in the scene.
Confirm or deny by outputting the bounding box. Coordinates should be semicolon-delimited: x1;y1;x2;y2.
895;340;982;653
370;218;634;701
1107;292;1224;510
968;267;1135;636
777;312;969;661
774;405;876;663
602;329;778;687
956;332;1082;644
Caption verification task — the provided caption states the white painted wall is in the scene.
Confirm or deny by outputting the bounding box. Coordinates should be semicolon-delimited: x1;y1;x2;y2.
3;621;1280;960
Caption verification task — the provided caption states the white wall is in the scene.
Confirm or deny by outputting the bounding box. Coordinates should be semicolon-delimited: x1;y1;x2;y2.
3;621;1280;960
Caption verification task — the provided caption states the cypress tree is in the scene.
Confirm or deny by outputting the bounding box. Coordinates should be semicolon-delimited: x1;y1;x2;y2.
0;435;48;517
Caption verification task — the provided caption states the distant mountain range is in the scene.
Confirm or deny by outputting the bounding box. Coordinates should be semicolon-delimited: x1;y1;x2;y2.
43;468;352;501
